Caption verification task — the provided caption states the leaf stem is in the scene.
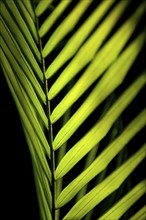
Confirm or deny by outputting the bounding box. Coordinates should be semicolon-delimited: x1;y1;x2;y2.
35;10;55;220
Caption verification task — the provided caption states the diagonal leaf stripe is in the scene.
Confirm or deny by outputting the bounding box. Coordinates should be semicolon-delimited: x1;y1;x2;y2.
55;73;145;176
0;36;47;128
39;0;71;38
63;144;146;219
21;0;35;22
15;0;38;42
4;0;39;56
51;31;145;126
130;205;146;220
1;0;145;219
42;0;92;58
0;17;46;104
32;164;52;220
35;0;53;17
1;50;50;159
55;109;146;206
23;128;52;210
45;0;115;78
99;180;146;219
48;1;145;98
1;1;43;82
1;63;51;181
2;65;52;216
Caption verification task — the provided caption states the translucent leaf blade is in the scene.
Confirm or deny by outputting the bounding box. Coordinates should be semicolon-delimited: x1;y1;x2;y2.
42;0;92;58
48;2;145;98
55;109;146;207
63;145;146;219
51;31;145;125
99;180;146;220
55;74;145;178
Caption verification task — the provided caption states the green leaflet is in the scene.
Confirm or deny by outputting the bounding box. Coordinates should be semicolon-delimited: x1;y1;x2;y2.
23;128;52;211
48;2;145;98
55;109;145;206
42;0;92;58
1;0;145;219
1;2;43;82
35;0;53;17
0;36;47;127
15;0;38;42
63;144;146;219
45;0;115;78
32;164;52;220
21;0;35;22
1;51;50;160
130;206;146;220
0;18;46;104
55;74;145;176
51;31;145;126
53;60;145;150
39;0;71;37
2;64;51;185
99;180;146;219
4;0;39;53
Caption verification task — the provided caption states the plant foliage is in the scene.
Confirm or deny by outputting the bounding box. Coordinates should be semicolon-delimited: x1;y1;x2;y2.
0;0;146;219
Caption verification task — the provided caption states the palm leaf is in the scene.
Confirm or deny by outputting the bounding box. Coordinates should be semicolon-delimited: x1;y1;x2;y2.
1;0;145;219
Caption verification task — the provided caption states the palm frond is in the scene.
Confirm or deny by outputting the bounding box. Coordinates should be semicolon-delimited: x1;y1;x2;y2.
1;0;145;219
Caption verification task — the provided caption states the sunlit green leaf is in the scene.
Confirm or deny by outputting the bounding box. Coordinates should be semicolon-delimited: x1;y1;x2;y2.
48;2;144;97
35;0;53;17
42;0;92;58
54;73;145;151
63;145;146;219
99;180;146;219
1;51;50;159
1;1;145;219
51;32;145;124
39;0;70;37
45;0;115;78
55;110;145;206
130;205;146;220
1;2;43;82
15;0;38;42
21;0;35;22
0;18;46;104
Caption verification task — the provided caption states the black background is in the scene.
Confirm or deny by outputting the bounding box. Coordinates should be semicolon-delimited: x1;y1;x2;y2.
0;70;40;220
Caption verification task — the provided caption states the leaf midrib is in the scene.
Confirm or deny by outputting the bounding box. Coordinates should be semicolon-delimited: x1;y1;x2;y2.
34;11;56;219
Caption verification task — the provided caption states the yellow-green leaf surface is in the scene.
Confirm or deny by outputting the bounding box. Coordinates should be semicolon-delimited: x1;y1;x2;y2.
55;73;145;175
21;0;35;22
0;36;47;127
1;2;43;82
1;0;145;219
1;50;50;159
130;206;146;220
15;0;38;42
99;180;146;219
45;0;115;78
1;63;51;182
43;0;92;58
35;0;53;17
0;18;46;103
51;31;145;124
55;110;146;206
39;0;71;37
54;72;145;153
63;145;146;219
32;164;52;220
23;128;52;208
48;2;144;97
4;0;39;53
